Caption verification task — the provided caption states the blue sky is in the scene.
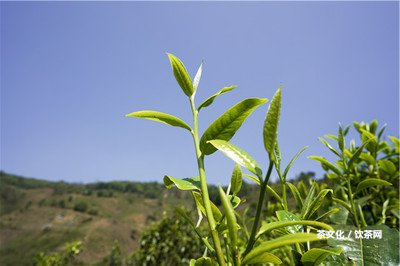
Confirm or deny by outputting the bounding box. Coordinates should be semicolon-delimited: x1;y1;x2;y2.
1;2;398;184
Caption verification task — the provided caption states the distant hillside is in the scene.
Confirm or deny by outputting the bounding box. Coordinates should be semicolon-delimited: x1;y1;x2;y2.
0;172;194;265
0;171;314;265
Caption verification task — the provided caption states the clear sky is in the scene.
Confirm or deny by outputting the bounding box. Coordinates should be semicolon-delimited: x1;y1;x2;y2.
1;2;398;184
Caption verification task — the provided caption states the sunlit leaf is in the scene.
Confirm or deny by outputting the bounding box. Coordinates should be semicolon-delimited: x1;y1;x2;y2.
283;146;308;179
308;156;342;176
198;86;237;111
125;110;191;131
355;178;392;194
287;182;304;209
263;86;282;159
303;189;332;219
192;192;222;221
163;175;200;191
378;160;396;175
200;98;267;155
318;137;340;157
193;62;203;92
230;164;242;195
167;53;194;97
208;140;263;178
243;233;320;265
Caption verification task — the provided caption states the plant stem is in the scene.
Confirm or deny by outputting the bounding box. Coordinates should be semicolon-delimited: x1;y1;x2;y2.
190;97;226;266
243;161;274;256
346;179;360;228
282;181;288;210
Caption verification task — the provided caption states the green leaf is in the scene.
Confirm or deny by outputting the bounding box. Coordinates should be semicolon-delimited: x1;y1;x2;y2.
167;53;194;97
355;178;392;194
287;182;304;210
242;233;320;265
359;153;375;165
308;156;342;176
198;86;237;111
316;208;340;222
230;164;242;195
347;139;374;168
263;86;282;159
338;124;345;152
332;197;352;213
200;98;267;155
389;136;400;153
242;252;282;265
219;187;237;247
125;110;191;131
328;225;399;265
193;62;203;92
303;189;332;219
276;210;303;233
192;192;222;221
318;137;340;157
301;247;342;266
301;182;317;218
163;175;200;191
257;220;334;238
378;160;396;175
192;257;217;266
227;195;241;208
325;134;339;141
283;146;309;179
208;140;263;179
243;173;261;185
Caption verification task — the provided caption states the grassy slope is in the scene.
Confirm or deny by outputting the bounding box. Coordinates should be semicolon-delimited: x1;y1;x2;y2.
0;173;191;265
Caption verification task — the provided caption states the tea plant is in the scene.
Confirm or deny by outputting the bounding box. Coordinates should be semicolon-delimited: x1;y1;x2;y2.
126;54;340;265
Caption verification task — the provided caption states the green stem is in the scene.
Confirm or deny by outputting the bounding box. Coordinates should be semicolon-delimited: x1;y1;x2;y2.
190;97;226;266
243;161;274;256
282;181;288;210
347;179;360;228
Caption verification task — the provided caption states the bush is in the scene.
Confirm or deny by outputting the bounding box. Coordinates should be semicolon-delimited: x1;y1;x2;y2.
73;201;88;213
127;209;204;266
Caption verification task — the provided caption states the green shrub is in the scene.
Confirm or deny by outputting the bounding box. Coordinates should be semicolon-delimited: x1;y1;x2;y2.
73;201;88;213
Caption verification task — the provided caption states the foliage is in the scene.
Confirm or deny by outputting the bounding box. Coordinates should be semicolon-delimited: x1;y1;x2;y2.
127;210;204;266
34;241;82;266
73;201;88;213
126;54;399;265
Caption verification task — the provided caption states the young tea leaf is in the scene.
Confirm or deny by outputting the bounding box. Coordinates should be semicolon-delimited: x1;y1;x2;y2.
163;175;200;191
208;140;263;179
125;110;191;131
200;98;268;155
167;53;194;97
192;192;222;221
242;252;282;265
198;86;237;111
287;182;304;210
301;247;342;266
193;62;203;92
308;156;342;176
230;164;242;195
242;233;320;265
355;178;392;194
303;189;332;219
378;160;396;175
283;146;309;180
263;86;282;159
